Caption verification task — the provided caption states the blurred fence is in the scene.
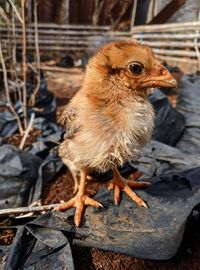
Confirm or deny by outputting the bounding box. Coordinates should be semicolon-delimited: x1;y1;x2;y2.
1;20;200;70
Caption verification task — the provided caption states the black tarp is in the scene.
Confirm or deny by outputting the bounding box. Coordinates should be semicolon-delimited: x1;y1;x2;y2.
150;89;185;146
2;166;200;265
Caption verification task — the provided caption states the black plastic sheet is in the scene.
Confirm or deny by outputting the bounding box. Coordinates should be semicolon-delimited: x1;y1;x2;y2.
0;145;42;209
25;117;63;159
32;146;63;202
71;167;200;260
2;167;200;263
176;75;200;153
150;89;185;146
0;72;57;139
132;140;200;177
4;225;74;270
0;144;62;209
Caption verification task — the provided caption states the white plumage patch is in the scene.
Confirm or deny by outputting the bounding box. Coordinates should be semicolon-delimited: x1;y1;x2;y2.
59;98;154;173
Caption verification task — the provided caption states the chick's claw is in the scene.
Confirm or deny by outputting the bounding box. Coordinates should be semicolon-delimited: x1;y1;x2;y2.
56;194;103;227
109;168;150;207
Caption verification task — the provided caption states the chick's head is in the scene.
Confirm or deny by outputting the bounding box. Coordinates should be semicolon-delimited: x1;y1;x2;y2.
87;41;177;96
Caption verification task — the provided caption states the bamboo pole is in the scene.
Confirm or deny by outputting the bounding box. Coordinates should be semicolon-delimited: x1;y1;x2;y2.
0;27;130;36
10;46;87;51
2;30;200;39
132;33;200;39
1;21;200;32
155;55;198;64
153;48;198;57
140;41;200;48
29;23;110;30
131;21;200;33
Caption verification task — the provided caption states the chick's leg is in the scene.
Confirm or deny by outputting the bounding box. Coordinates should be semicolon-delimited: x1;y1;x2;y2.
108;167;150;207
56;169;103;227
62;158;79;194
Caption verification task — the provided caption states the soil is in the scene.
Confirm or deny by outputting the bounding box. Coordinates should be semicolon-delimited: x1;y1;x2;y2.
42;67;200;270
0;230;15;246
3;128;43;148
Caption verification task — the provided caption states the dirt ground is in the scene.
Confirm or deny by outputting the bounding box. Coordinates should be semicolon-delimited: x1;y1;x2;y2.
42;67;200;270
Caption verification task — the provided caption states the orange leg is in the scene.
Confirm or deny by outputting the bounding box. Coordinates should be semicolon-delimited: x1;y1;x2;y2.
108;167;151;207
56;169;103;227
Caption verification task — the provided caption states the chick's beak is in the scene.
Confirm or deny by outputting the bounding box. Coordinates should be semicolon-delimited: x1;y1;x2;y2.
141;65;177;89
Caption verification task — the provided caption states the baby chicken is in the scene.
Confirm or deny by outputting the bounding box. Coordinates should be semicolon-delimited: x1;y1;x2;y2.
57;41;177;226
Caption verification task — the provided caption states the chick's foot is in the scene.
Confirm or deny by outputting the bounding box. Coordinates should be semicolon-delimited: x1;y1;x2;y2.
56;194;103;226
108;167;151;207
56;169;102;227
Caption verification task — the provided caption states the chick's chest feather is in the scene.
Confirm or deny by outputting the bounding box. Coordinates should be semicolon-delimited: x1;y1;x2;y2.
59;93;154;172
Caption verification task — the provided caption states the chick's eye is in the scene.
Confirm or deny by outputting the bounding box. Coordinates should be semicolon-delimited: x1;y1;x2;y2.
129;63;143;75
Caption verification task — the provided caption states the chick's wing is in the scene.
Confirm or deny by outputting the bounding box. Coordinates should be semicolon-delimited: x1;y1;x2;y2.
59;105;80;139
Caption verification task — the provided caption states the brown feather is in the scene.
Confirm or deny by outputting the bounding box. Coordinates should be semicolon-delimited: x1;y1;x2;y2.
59;41;176;173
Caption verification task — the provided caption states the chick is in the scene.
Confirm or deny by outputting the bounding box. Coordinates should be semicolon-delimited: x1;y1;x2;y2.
57;41;177;226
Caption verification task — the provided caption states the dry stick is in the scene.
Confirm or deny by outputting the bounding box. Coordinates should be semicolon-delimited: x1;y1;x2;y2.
21;0;28;130
19;112;35;149
2;21;200;31
194;9;200;71
0;27;129;36
0;41;24;135
140;40;200;48
153;48;199;57
131;21;200;33
155;55;198;64
112;1;131;31
132;33;200;39
0;7;10;25
0;204;59;217
8;0;23;24
39;65;83;73
0;6;16;102
11;8;18;102
130;0;138;28
28;0;40;107
92;0;105;25
34;0;40;72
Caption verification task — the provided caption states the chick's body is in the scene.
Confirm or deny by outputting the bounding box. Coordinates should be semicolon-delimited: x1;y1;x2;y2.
59;90;154;172
57;41;177;227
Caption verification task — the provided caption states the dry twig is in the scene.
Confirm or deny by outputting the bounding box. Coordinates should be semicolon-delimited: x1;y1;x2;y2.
194;8;200;71
130;0;138;28
19;112;35;149
21;0;28;129
8;0;23;24
0;41;24;135
0;204;59;217
11;8;18;101
111;0;132;30
0;6;10;25
28;0;40;107
92;0;105;25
